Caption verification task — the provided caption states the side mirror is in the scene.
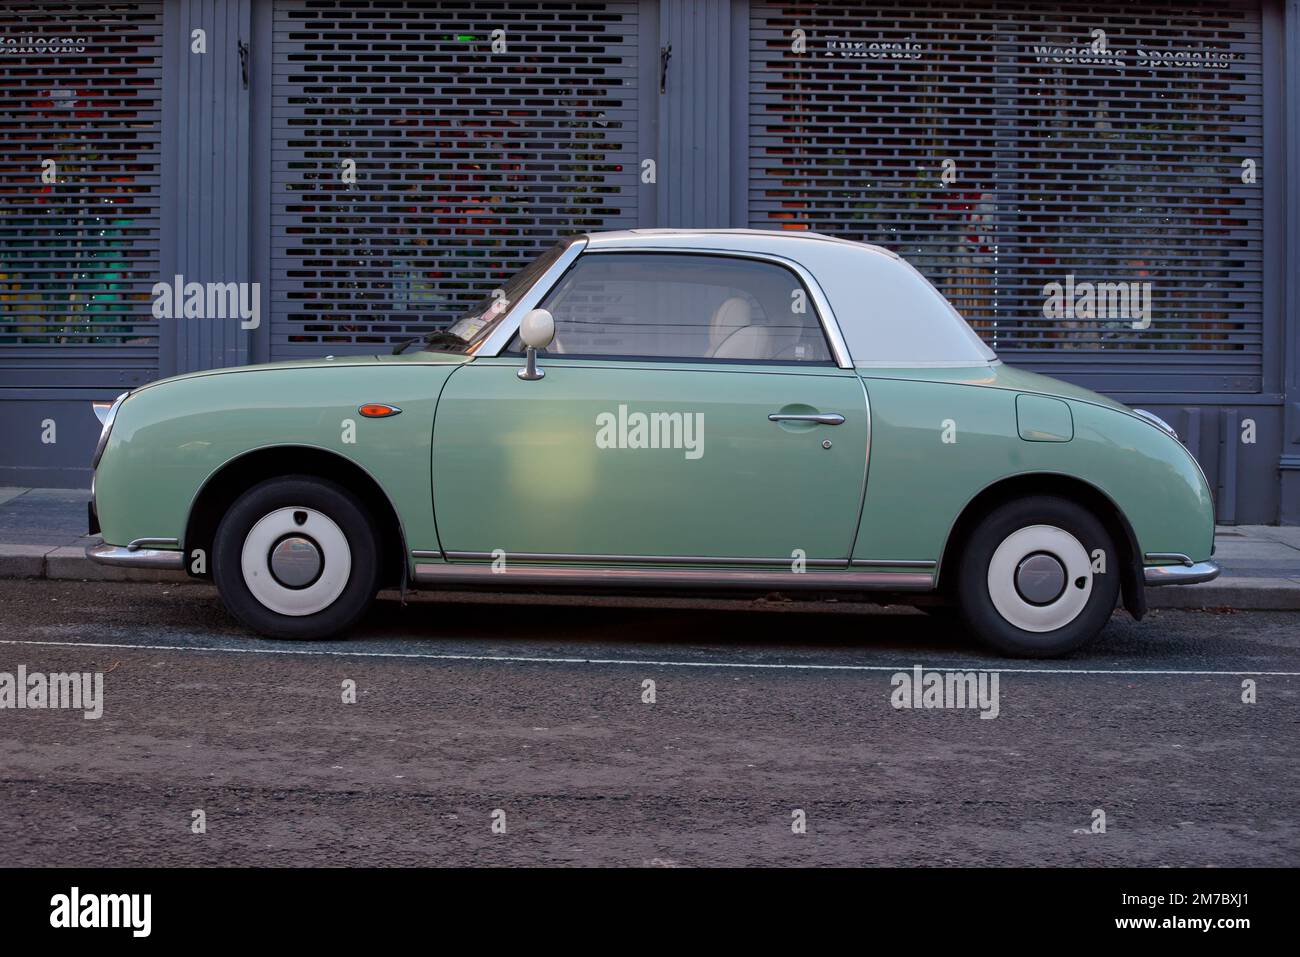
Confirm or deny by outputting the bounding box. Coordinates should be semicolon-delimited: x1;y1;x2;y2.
517;308;555;381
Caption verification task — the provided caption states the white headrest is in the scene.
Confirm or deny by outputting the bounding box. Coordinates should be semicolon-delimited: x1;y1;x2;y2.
709;297;752;351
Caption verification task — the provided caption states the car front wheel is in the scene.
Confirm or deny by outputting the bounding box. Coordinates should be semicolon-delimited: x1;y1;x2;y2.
957;496;1119;658
213;476;380;639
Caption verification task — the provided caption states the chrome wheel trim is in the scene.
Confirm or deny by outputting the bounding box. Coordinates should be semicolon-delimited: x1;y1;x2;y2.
241;507;351;617
987;525;1092;634
1015;552;1066;605
269;535;323;589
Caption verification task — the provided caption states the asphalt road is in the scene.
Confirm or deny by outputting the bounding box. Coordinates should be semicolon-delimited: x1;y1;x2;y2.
1;578;1297;867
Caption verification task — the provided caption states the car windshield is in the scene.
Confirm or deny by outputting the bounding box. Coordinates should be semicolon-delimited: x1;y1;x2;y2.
423;241;570;353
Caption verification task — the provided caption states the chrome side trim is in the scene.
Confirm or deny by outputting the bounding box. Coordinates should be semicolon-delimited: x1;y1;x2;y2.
1132;408;1179;441
414;562;934;591
773;253;853;369
1144;552;1195;566
1144;560;1220;586
441;550;845;568
87;542;185;570
128;537;180;551
433;552;935;570
844;373;873;562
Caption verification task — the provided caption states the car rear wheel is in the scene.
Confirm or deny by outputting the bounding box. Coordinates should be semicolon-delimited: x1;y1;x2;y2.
213;476;380;639
956;496;1118;658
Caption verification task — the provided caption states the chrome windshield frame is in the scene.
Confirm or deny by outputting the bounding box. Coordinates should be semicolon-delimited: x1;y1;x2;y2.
474;236;589;358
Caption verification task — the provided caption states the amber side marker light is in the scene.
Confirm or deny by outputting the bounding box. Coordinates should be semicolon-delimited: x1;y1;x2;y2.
359;403;402;418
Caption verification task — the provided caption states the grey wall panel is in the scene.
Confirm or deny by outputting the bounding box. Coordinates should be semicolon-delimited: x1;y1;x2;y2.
657;0;735;227
1277;0;1300;522
729;0;750;227
160;0;254;375
0;398;99;488
249;0;274;364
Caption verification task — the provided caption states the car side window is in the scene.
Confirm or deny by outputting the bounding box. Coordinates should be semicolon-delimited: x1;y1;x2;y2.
508;252;834;363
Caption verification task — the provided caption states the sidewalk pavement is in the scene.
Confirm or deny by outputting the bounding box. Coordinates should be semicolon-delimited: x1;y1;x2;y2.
1;486;1298;609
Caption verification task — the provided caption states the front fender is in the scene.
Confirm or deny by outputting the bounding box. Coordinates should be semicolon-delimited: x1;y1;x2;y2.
93;362;458;553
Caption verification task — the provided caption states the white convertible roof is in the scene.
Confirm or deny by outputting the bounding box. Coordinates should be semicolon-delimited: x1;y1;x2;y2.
583;229;997;366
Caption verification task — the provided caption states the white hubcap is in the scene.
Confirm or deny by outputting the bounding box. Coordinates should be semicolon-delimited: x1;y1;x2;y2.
987;524;1092;633
241;507;351;617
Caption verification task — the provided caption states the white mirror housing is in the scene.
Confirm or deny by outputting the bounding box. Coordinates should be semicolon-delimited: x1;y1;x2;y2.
519;308;556;350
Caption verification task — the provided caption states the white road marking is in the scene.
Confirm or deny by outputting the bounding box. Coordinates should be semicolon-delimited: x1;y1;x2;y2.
1;638;1298;677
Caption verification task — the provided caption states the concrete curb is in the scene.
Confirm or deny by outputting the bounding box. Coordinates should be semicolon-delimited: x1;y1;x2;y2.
1144;578;1300;611
0;544;189;583
3;543;1299;610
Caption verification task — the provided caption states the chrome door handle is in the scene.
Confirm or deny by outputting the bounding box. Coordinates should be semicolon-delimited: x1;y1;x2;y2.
768;412;845;425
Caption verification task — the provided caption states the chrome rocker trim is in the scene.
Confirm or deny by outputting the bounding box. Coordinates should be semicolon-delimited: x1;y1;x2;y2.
442;549;845;567
436;551;936;570
1143;559;1221;586
87;541;185;570
414;562;934;591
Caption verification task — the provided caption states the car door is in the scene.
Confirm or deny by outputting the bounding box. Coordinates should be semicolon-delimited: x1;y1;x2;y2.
431;251;868;564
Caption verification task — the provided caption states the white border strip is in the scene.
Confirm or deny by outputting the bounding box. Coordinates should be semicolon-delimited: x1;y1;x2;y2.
2;639;1299;677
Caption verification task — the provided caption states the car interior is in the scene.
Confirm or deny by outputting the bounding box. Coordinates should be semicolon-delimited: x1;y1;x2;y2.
506;252;834;363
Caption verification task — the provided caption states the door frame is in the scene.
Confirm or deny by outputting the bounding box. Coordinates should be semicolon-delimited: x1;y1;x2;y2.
477;244;855;371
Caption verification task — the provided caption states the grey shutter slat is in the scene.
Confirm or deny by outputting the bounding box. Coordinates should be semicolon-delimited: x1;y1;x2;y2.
749;0;1265;393
0;1;164;389
270;0;641;357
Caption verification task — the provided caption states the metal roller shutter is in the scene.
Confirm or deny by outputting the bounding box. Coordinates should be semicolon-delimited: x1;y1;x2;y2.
0;0;163;390
270;0;641;358
750;1;1264;393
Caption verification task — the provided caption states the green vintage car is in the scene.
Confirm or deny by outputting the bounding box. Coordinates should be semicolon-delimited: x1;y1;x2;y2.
88;229;1218;657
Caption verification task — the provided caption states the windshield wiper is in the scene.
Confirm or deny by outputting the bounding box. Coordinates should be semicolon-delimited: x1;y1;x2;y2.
422;329;465;344
420;330;469;351
393;330;465;355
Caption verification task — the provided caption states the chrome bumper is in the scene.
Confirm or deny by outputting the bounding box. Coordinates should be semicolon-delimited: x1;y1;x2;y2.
1143;559;1221;586
86;541;185;570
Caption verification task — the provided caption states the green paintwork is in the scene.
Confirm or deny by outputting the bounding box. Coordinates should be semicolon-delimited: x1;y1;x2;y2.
94;349;1214;583
851;366;1214;569
432;357;868;560
94;356;466;553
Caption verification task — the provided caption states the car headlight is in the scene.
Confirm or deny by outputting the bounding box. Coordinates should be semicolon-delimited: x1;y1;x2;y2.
91;392;129;469
1132;408;1179;442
